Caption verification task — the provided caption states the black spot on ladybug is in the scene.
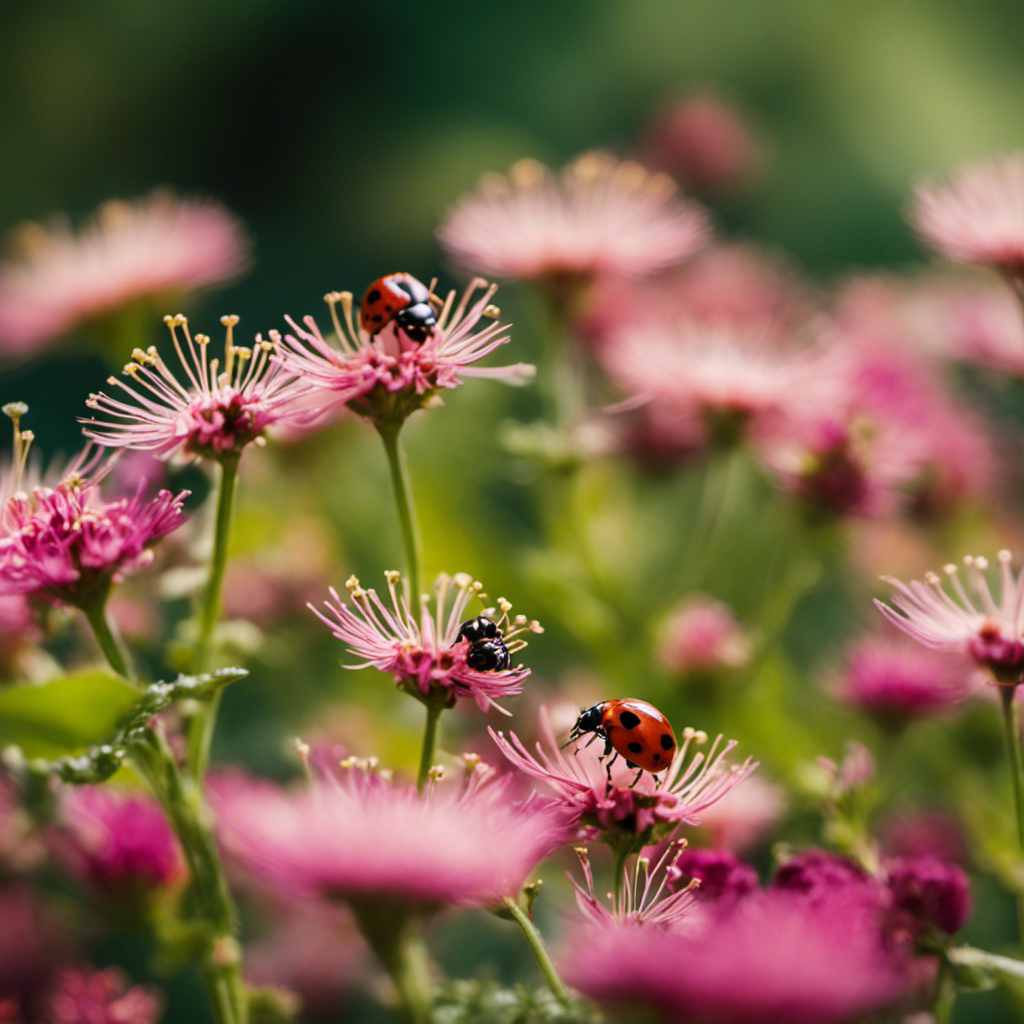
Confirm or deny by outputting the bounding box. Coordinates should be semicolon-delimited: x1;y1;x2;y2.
619;710;642;729
652;753;662;763
660;734;674;750
367;289;381;303
627;741;644;754
371;314;383;323
385;304;394;312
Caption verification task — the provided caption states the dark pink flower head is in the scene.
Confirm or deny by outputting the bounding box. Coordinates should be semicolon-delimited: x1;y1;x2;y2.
885;856;971;939
0;444;188;609
669;847;759;907
274;278;532;429
771;850;887;911
836;634;973;728
600;321;822;452
655;594;750;675
212;757;570;913
489;706;756;845
54;785;184;894
82;314;318;462
311;571;541;713
44;968;162;1024
876;551;1024;685
568;840;700;930
437;153;710;289
641;92;761;193
0;191;251;356
561;886;908;1024
908;154;1024;285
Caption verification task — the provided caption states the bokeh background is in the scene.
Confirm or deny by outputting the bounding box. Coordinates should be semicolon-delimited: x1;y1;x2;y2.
4;2;1024;1021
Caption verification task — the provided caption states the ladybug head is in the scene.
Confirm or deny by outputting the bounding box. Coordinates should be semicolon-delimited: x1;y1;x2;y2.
569;703;607;741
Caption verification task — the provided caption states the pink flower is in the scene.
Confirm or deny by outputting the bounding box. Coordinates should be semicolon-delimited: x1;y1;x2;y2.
886;856;971;938
54;785;184;894
568;840;700;929
561;887;908;1024
44;968;162;1024
0;451;188;608
599;321;821;451
836;635;973;727
876;551;1024;684
655;595;750;675
437;153;710;285
908;154;1024;283
0;191;251;355
274;278;532;428
669;847;759;906
489;706;755;843
640;92;762;193
82;314;318;462
311;571;541;713
212;759;570;911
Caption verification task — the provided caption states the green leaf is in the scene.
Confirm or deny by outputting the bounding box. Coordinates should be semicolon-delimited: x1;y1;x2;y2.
0;669;139;758
948;946;1024;993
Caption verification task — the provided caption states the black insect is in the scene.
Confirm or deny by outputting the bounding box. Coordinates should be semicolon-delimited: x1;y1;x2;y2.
456;615;500;644
466;637;511;672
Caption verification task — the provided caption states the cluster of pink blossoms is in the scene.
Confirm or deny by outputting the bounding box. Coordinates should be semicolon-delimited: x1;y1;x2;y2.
311;570;542;712
0;191;251;356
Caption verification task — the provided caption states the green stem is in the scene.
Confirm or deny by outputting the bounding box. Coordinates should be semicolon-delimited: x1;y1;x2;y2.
932;954;956;1024
416;702;443;794
999;684;1024;950
354;907;433;1024
188;455;240;781
81;597;135;683
377;423;422;607
131;730;247;1024
500;896;571;1008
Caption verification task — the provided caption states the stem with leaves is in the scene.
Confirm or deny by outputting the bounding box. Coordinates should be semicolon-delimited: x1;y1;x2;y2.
499;896;572;1008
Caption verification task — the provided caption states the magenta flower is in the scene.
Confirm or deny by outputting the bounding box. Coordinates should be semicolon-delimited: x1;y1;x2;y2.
489;706;755;843
211;758;570;912
669;847;759;907
876;551;1024;684
274;278;532;428
836;635;972;727
0;191;251;356
437;152;710;285
54;785;184;894
886;855;971;938
908;154;1024;285
568;840;700;929
0;454;188;609
311;571;541;713
561;887;908;1024
82;314;317;462
44;968;162;1024
655;594;750;675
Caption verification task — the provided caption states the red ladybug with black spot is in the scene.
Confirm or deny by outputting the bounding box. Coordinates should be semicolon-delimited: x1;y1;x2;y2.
565;699;677;786
360;273;438;342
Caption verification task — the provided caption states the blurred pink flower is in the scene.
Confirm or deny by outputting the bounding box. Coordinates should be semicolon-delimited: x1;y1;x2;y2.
44;968;161;1024
489;706;755;843
0;449;188;609
693;774;786;853
568;840;700;929
311;571;541;713
908;154;1024;285
561;887;908;1024
0;191;251;355
640;91;762;193
876;550;1024;684
600;321;821;451
835;635;973;727
0;884;71;1012
886;856;971;938
212;759;570;912
437;153;710;285
54;785;184;894
878;809;969;866
669;847;759;906
655;594;750;675
83;314;318;462
275;278;531;428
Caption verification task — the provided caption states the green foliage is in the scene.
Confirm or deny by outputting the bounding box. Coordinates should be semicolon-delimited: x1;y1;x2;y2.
431;980;604;1024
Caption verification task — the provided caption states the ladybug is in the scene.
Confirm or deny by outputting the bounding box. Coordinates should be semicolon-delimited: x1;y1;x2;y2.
565;699;677;787
359;273;438;343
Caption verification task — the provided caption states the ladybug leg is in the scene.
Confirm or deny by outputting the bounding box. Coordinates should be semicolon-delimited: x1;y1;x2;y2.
628;768;645;789
603;749;619;794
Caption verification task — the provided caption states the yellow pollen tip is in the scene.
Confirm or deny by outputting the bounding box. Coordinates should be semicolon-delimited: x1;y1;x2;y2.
483;304;501;318
385;569;401;584
345;574;361;591
221;314;240;327
2;402;28;420
195;334;211;345
1000;549;1013;563
107;377;120;385
162;314;175;325
428;765;445;780
510;158;547;189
